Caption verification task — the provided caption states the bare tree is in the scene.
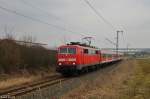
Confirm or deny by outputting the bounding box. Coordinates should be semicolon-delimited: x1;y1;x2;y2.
4;25;15;40
21;34;36;43
19;34;37;46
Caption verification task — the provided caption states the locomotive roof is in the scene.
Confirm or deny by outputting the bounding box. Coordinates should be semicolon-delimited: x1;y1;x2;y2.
59;42;123;55
67;42;98;49
59;44;99;50
58;45;123;55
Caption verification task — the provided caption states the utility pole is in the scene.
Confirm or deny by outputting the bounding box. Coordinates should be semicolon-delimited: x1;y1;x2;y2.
126;43;130;56
116;30;123;56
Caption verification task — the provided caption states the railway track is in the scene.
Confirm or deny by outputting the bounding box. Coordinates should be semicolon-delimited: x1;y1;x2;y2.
0;75;68;98
0;61;124;99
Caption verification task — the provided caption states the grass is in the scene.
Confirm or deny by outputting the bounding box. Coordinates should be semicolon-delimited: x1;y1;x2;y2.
0;66;56;90
121;59;150;99
62;59;150;99
62;60;134;99
0;76;35;90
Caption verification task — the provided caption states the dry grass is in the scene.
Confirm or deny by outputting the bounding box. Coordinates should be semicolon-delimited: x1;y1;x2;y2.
0;67;56;90
62;59;135;99
0;37;57;90
121;59;150;99
0;76;35;90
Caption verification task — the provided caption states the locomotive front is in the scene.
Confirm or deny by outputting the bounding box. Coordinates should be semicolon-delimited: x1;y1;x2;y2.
56;45;79;74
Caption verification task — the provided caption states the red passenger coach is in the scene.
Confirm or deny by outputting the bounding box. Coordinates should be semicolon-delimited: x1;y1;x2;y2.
100;49;123;64
56;42;123;75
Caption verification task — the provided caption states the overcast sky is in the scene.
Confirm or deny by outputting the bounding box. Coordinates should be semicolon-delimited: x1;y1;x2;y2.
0;0;150;48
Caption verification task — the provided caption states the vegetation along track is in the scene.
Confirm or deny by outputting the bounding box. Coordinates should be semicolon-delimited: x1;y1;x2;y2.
0;75;68;98
0;60;124;98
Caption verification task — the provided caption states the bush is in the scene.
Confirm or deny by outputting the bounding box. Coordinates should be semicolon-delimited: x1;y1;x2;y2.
0;39;22;73
0;38;56;74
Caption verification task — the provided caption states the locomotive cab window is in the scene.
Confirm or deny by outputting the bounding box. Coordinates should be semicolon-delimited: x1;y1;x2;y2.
68;48;76;54
83;49;88;54
59;48;76;54
59;48;67;53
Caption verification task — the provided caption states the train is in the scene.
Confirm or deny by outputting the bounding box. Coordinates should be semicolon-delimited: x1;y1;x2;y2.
56;42;123;76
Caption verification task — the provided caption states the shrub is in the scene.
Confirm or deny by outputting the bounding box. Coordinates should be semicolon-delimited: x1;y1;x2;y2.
0;38;56;74
0;39;22;73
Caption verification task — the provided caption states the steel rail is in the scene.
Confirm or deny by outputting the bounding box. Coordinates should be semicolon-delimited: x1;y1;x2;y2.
0;75;67;98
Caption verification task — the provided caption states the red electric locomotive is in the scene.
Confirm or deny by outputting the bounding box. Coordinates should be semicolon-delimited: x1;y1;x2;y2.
56;42;123;75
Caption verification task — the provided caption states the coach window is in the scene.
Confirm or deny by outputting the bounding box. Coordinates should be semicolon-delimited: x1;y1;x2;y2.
95;50;99;54
84;49;88;54
88;49;92;54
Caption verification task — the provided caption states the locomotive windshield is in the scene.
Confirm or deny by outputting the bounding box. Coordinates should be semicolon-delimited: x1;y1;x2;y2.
68;48;76;54
59;48;67;53
59;48;76;54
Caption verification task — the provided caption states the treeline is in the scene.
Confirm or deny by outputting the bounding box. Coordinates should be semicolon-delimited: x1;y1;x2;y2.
0;38;56;74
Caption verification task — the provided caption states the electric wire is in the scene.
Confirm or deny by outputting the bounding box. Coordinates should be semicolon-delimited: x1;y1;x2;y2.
105;37;116;46
18;0;86;37
84;0;115;29
0;5;76;33
18;0;61;21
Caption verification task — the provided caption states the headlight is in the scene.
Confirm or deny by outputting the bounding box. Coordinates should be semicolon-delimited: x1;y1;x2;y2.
58;63;62;65
68;58;76;61
58;58;65;61
72;62;76;65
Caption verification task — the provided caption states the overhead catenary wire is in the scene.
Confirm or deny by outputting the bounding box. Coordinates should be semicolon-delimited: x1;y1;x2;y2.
16;0;86;37
0;0;120;47
0;5;80;34
105;37;116;46
83;0;116;47
83;0;115;29
83;0;127;49
18;0;61;21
